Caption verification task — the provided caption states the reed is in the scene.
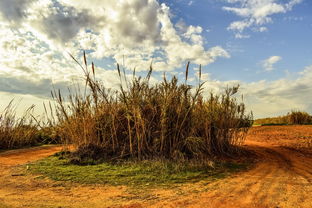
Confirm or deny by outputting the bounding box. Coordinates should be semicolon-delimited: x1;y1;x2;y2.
0;101;39;149
52;53;253;162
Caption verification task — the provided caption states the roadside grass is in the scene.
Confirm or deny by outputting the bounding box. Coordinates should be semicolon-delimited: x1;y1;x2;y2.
0;101;60;150
254;110;312;126
28;155;249;188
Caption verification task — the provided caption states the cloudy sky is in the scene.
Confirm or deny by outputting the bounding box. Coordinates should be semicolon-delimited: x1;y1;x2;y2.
0;0;311;118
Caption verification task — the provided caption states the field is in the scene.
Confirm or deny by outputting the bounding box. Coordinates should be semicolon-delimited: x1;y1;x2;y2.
1;1;311;208
0;125;311;208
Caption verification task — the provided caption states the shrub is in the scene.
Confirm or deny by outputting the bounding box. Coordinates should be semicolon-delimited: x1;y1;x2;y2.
52;53;253;161
254;116;288;126
254;111;312;126
287;110;312;125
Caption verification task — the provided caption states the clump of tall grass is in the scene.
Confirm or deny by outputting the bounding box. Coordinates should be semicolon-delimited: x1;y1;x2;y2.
52;53;253;162
0;101;39;149
0;101;61;149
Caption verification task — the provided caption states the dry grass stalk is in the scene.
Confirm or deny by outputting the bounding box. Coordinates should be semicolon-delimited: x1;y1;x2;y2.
51;53;253;161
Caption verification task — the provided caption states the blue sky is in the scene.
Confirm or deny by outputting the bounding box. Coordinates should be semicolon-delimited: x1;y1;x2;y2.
170;0;312;82
0;0;311;118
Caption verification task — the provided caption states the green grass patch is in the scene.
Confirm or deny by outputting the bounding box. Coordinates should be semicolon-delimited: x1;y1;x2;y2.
28;155;249;188
260;123;288;126
259;123;312;126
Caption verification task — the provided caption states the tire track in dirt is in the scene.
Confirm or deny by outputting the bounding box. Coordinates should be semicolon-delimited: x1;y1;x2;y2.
253;147;290;207
148;141;312;208
200;144;276;204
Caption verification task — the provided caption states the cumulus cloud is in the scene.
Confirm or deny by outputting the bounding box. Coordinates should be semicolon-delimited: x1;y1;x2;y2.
0;0;229;72
1;0;309;119
223;0;302;37
0;75;69;98
262;56;282;71
29;4;99;44
0;0;231;115
242;65;312;117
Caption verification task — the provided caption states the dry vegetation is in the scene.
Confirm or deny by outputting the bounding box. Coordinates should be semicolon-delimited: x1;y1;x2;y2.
50;53;253;163
2;52;312;166
254;110;312;126
1;53;312;208
0;52;253;166
0;101;60;150
0;101;39;149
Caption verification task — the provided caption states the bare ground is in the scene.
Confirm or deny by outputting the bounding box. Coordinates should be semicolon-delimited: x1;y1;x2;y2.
0;126;311;208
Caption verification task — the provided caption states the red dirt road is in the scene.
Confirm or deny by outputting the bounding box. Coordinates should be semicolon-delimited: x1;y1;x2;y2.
0;145;62;166
0;126;311;208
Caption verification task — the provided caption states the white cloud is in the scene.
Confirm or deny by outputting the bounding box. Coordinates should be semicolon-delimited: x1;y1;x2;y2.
242;65;312;117
199;65;312;118
0;0;229;72
0;0;309;119
235;33;250;39
223;0;302;37
0;0;230;113
28;3;99;44
262;56;282;71
257;27;268;32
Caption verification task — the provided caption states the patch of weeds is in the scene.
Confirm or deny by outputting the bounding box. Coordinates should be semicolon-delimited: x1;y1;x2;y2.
28;154;250;188
0;202;10;208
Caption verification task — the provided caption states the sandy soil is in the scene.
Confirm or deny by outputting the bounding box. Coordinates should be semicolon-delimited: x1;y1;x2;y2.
0;125;311;208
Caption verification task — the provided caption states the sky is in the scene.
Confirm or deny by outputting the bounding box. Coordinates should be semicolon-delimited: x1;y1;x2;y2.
0;0;311;118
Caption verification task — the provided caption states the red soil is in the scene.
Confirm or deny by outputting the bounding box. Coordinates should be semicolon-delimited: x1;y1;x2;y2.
0;125;311;208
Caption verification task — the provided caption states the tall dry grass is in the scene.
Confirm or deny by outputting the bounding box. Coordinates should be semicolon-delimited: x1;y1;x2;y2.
52;53;253;161
0;101;61;149
288;110;312;125
0;101;39;149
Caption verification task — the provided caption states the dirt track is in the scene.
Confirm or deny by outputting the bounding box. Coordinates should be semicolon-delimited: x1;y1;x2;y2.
0;126;311;208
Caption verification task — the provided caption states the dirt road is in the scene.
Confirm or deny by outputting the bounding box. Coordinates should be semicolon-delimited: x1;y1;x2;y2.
0;126;311;208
